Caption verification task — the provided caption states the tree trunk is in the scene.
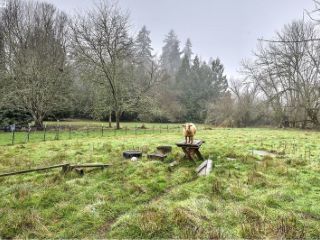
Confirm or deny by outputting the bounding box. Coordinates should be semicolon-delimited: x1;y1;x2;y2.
108;111;112;128
115;110;121;129
34;117;44;130
307;109;319;127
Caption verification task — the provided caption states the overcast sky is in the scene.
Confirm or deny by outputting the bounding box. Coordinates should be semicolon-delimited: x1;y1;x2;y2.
43;0;316;78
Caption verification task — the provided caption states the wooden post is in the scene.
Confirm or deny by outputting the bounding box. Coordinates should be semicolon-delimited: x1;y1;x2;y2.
69;126;72;139
27;126;31;143
125;126;128;135
57;126;60;140
62;164;71;173
43;125;47;142
167;125;169;132
86;126;89;137
101;125;104;137
11;129;15;145
55;121;60;140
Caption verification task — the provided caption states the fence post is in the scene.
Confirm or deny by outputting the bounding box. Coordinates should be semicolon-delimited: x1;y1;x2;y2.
54;124;60;140
11;129;15;145
101;125;104;137
27;127;31;143
69;125;72;139
57;126;60;140
43;124;47;142
86;126;89;137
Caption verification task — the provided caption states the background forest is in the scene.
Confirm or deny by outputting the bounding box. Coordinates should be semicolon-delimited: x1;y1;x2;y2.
0;0;320;129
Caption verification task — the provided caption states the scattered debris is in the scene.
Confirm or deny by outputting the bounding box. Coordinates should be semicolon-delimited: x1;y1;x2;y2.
169;160;179;167
252;150;276;157
156;146;172;154
147;153;167;161
196;159;213;176
168;160;179;171
123;150;142;159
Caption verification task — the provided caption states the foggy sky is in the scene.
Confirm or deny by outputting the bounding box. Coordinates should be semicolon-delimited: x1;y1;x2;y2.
43;0;316;78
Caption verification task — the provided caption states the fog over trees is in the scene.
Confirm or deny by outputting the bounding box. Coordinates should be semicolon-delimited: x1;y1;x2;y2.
0;0;320;129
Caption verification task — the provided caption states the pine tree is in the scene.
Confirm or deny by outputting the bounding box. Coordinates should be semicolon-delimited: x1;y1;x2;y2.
175;55;191;87
183;38;193;61
211;58;228;98
161;30;181;76
135;25;153;66
176;56;228;122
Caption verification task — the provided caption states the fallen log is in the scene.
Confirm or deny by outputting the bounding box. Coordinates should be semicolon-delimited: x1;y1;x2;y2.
0;163;112;178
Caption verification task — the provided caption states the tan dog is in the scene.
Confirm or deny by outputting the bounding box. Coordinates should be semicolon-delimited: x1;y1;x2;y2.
182;123;196;144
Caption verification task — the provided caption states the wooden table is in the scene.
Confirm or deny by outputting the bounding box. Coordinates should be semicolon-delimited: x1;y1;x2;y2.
176;140;205;161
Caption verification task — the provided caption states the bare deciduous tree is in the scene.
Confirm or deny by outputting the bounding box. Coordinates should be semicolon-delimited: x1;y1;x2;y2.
0;0;70;129
70;0;164;129
243;20;320;128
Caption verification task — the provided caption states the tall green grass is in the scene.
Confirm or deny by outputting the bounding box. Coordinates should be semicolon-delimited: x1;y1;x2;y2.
0;126;319;238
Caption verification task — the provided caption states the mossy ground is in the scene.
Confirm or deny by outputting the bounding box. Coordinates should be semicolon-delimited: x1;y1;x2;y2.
0;125;319;238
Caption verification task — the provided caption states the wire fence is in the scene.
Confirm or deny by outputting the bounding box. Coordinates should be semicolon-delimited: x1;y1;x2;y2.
1;125;320;163
0;124;184;146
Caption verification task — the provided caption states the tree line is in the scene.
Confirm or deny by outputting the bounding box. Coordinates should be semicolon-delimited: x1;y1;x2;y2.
1;0;320;129
0;0;230;129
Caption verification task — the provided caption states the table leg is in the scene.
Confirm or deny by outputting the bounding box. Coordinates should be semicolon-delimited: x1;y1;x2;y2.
182;147;193;160
195;150;204;160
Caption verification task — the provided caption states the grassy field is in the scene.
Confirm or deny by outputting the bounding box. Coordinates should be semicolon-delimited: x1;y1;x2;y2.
0;124;320;238
0;121;183;146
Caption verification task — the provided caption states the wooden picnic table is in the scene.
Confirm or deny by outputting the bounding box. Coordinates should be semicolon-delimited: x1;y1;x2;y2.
176;140;205;161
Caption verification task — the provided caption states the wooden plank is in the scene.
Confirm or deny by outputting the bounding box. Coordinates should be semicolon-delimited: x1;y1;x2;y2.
0;163;112;178
196;160;208;172
70;164;112;168
176;140;204;148
0;164;69;178
197;160;213;176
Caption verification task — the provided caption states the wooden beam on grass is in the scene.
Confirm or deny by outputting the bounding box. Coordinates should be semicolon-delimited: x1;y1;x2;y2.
0;164;70;178
0;163;112;178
